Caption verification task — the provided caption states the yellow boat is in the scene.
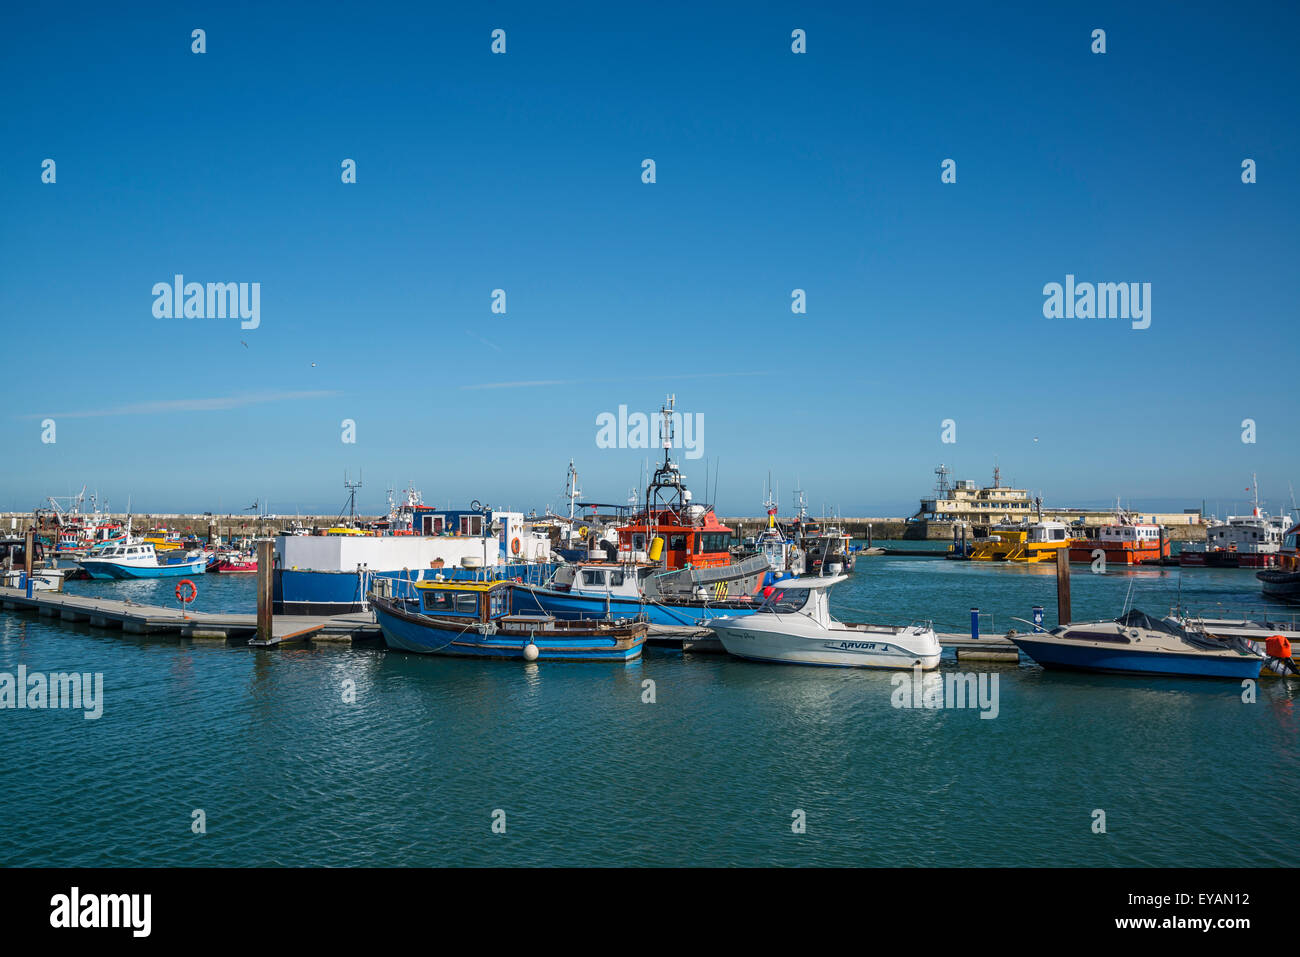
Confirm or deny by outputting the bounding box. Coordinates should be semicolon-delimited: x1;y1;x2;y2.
142;530;183;552
968;521;1076;563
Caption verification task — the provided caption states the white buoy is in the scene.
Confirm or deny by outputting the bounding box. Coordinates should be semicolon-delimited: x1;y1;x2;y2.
523;643;539;662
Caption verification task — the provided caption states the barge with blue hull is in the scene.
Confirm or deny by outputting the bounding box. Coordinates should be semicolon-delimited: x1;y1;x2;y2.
273;499;557;614
370;580;647;661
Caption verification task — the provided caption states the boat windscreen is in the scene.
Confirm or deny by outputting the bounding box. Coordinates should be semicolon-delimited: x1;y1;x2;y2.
757;588;811;614
1114;609;1184;637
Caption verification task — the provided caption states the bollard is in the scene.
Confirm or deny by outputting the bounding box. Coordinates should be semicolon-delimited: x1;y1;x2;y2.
256;540;274;642
1055;547;1072;626
1032;605;1044;632
971;607;980;640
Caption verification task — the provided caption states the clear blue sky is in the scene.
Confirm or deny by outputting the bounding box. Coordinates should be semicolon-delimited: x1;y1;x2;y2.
2;1;1297;518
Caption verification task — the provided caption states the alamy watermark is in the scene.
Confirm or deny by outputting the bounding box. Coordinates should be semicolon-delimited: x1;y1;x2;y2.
891;665;999;718
595;404;704;460
0;666;103;719
152;274;260;329
1042;274;1150;330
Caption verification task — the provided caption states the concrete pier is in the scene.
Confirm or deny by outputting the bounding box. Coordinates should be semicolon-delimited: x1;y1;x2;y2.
0;586;378;645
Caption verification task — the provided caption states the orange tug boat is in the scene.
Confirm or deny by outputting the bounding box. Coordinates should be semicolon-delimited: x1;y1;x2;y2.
1068;522;1170;566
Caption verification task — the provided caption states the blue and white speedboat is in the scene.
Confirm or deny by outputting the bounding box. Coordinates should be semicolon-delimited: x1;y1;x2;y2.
1010;609;1264;679
370;580;647;662
77;542;207;580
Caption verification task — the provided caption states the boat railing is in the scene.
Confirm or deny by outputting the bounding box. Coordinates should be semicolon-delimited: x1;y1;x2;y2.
1172;605;1300;629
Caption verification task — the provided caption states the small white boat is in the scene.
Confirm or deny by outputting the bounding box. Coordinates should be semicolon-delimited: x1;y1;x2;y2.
708;574;941;669
77;542;207;580
1;569;65;592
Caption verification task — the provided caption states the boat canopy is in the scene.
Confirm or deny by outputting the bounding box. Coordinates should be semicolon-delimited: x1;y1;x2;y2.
1113;609;1183;635
767;574;848;589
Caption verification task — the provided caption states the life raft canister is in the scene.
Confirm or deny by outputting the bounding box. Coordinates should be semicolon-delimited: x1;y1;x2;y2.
176;579;197;603
511;537;521;556
1265;635;1292;660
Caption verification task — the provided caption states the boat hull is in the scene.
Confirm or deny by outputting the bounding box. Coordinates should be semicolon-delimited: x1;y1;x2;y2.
88;556;208;579
711;620;941;670
1011;636;1262;679
273;562;557;615
1257;569;1300;604
1068;542;1170;565
508;584;761;629
371;597;645;661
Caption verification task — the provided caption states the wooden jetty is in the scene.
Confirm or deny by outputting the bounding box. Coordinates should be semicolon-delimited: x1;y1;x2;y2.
0;586;378;645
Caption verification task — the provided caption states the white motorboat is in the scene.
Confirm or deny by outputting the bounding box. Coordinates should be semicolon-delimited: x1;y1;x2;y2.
708;574;941;669
76;542;207;580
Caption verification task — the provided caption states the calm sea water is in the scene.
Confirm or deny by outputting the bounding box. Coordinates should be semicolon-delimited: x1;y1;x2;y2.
1;548;1295;867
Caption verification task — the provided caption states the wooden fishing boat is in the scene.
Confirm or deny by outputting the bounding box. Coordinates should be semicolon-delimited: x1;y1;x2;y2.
370;580;647;661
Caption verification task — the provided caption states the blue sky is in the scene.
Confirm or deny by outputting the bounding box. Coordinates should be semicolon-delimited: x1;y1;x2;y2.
2;1;1297;518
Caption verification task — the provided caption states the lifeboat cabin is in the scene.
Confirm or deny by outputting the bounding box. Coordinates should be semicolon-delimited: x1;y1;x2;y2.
616;506;735;571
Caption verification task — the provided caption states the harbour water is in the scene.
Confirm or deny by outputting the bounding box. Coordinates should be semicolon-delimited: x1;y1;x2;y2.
1;549;1295;867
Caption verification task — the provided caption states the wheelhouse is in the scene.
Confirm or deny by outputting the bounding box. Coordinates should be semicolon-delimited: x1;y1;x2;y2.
414;580;510;621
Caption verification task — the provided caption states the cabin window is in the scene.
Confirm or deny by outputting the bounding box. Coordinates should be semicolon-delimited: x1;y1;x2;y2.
700;533;730;552
1065;630;1130;644
632;534;646;550
423;590;480;616
669;535;687;551
488;589;508;618
581;569;606;587
459;516;484;536
609;570;625;587
757;588;812;615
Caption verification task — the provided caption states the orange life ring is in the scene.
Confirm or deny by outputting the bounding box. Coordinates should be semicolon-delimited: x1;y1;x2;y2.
176;579;197;603
511;537;521;555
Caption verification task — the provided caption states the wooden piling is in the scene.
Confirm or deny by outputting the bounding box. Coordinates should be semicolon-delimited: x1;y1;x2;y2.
256;539;274;641
1055;547;1071;626
23;528;34;580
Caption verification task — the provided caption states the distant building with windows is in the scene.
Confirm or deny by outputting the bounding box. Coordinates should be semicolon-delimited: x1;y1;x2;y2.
912;464;1202;530
914;465;1033;524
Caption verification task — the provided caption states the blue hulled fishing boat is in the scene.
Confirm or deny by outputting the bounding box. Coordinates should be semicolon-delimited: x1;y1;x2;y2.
370;580;647;661
76;542;207;580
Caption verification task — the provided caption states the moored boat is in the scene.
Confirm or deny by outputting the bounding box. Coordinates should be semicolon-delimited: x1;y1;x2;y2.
211;551;258;573
1257;520;1300;604
708;574;940;669
968;518;1074;563
370;580;647;661
1069;517;1170;565
1010;609;1264;679
77;542;207;579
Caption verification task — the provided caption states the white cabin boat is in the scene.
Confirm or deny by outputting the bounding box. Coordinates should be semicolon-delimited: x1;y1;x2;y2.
708;575;940;669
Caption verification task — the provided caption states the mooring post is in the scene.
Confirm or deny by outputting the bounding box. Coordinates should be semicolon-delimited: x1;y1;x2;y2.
23;527;34;579
970;607;980;640
256;539;274;641
1055;547;1071;626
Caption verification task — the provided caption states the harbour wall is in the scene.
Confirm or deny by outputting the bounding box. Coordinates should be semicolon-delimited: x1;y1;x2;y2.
2;512;1206;542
